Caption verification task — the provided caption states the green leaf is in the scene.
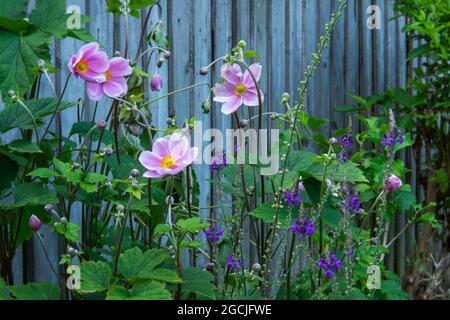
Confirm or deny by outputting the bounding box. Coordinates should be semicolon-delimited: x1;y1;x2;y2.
176;217;209;234
0;278;8;300
27;168;59;178
243;50;259;59
12;182;58;207
306;160;368;183
84;173;107;183
80;182;97;193
79;261;112;293
417;212;441;229
182;268;216;300
106;0;157;17
54;222;80;242
0;30;50;100
249;202;292;228
107;281;172;300
0;98;75;133
8;139;42;153
0;153;19;193
147;269;182;283
3;0;29;18
9;282;59;300
0;16;33;33
29;0;69;38
118;247;168;281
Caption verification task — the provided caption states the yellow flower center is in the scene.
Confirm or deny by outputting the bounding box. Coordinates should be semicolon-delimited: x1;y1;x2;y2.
235;84;247;96
160;155;176;169
75;60;89;74
104;70;112;82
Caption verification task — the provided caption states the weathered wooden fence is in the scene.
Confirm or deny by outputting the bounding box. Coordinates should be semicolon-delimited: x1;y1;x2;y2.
3;0;412;285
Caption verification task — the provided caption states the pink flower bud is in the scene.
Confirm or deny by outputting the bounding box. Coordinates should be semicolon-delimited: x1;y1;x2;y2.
384;174;402;192
29;215;42;232
298;182;305;192
96;119;107;129
151;74;163;91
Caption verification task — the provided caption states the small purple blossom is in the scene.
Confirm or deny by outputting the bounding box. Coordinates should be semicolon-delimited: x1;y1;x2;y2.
381;127;403;149
205;226;223;242
317;253;342;278
291;218;315;238
29;215;42;232
284;189;301;207
227;255;242;271
338;131;354;162
210;152;228;171
341;186;362;214
151;73;163;91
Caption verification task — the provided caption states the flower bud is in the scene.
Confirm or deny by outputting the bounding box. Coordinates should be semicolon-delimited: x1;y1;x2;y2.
165;196;174;205
96;119;107;129
238;40;247;48
71;162;80;170
117;204;125;212
68;247;77;255
252;263;262;272
370;237;377;245
166;117;174;126
29;215;42;232
199;67;209;76
128;124;143;137
157;58;164;68
297;182;305;192
151;74;163;92
329;137;338;145
205;262;215;272
37;59;45;68
384;174;402;192
163;51;172;59
239;119;249;128
281;92;290;103
44;204;54;213
130;169;140;178
202;101;210;114
8;90;15;97
104;147;114;156
114;51;121;57
60;217;68;224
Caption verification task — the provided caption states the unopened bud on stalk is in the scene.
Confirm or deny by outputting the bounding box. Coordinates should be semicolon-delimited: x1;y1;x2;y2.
114;51;121;57
44;204;54;213
29;215;42;232
96;119;107;129
8;90;15;97
383;175;402;192
163;51;171;59
130;169;140;178
281;92;290;103
157;58;164;68
165;196;174;205
205;262;215;272
199;67;208;76
37;59;45;68
252;263;262;273
238;40;247;48
202;101;210;114
60;217;68;224
104;147;114;156
117;204;125;212
166;117;174;126
71;162;80;170
329;137;338;145
68;247;77;255
239;119;249;128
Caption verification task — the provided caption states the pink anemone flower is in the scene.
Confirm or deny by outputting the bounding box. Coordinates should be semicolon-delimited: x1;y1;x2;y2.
213;63;264;115
87;57;133;101
67;42;109;83
139;133;198;179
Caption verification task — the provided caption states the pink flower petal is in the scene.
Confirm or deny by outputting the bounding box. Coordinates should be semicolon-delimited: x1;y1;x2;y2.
81;72;106;83
109;57;132;77
221;63;243;85
152;138;170;157
77;42;99;60
243;90;263;106
86;51;109;74
170;136;190;161
180;147;198;166
86;82;104;101
103;79;124;98
221;95;243;115
110;77;128;97
243;63;262;85
143;169;165;179
213;83;237;103
139;151;162;170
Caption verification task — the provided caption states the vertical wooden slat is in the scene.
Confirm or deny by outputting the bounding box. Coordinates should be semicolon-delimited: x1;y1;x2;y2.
304;1;319;120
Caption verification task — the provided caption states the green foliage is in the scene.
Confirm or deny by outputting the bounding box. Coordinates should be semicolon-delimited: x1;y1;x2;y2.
106;0;157;17
181;268;216;300
79;261;113;293
9;282;59;300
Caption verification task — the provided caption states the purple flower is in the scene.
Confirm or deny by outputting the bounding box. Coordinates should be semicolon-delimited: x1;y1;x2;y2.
338;131;354;162
213;63;264;115
284;189;301;207
384;174;402;192
227;255;242;271
205;227;223;242
297;182;305;192
210;152;228;171
381;128;403;149
291;218;315;238
341;186;362;214
151;73;163;91
29;215;42;232
317;253;342;278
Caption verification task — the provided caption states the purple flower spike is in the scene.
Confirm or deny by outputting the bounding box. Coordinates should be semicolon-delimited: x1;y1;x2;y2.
317;253;342;278
205;227;224;242
284;189;301;207
291;218;315;238
227;255;242;271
